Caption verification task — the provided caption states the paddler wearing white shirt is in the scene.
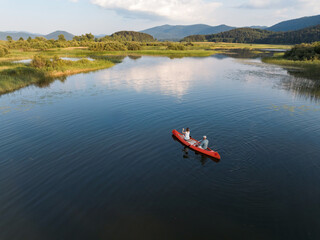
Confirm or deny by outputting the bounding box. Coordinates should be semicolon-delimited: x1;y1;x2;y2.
182;127;190;141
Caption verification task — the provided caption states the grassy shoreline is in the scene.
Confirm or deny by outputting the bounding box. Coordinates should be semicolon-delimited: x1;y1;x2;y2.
0;43;293;95
0;58;115;95
262;54;320;79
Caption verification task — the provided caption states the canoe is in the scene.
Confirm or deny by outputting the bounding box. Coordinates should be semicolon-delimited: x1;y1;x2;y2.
172;129;221;160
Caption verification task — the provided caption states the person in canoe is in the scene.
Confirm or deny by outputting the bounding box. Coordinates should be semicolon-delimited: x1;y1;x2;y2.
198;136;209;150
182;128;191;141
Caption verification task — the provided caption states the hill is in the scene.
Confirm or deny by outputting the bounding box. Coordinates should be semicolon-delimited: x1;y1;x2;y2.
0;31;39;40
45;31;74;40
257;24;320;44
111;31;155;42
0;30;74;40
183;25;320;44
141;24;235;41
183;28;272;42
267;14;320;32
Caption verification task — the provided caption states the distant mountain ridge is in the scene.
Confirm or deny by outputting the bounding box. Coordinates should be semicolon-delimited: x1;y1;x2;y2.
266;14;320;32
183;25;320;44
0;30;74;40
142;14;320;41
1;14;320;42
141;24;235;41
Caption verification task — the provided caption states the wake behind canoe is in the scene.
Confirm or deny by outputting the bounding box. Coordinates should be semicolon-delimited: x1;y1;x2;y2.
172;129;221;160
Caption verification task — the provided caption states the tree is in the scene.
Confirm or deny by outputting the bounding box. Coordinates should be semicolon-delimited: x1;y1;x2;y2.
58;34;66;41
6;36;12;42
27;36;32;42
19;37;24;41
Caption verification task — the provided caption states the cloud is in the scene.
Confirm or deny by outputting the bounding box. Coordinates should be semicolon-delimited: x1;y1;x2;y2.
237;0;292;9
297;0;320;14
239;0;273;9
91;0;222;22
69;0;79;2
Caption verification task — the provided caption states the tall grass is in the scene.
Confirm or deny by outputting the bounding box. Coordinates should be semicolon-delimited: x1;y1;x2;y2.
262;55;320;79
0;57;115;94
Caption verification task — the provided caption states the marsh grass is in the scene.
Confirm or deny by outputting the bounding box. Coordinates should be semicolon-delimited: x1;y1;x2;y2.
262;54;320;80
0;58;115;94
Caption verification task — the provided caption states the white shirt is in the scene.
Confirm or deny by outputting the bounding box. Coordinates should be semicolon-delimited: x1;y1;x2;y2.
184;131;190;140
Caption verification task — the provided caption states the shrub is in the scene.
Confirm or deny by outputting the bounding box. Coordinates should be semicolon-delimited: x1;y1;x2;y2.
31;55;47;68
125;42;142;50
89;42;127;51
284;42;320;61
0;45;9;57
166;43;186;50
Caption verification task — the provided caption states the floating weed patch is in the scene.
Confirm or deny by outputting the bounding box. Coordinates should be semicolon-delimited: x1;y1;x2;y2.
269;104;320;114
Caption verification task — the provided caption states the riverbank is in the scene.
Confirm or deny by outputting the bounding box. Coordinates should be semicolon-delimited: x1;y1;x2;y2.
0;43;292;95
262;54;320;79
0;43;291;61
0;58;115;94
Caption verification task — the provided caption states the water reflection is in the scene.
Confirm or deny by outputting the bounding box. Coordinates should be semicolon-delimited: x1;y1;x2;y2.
239;57;320;102
279;75;320;101
96;57;219;98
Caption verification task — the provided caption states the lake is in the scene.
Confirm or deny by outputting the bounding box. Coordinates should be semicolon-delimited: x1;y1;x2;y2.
1;55;320;240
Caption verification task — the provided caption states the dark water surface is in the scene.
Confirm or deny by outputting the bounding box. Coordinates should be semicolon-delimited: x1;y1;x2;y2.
1;55;320;240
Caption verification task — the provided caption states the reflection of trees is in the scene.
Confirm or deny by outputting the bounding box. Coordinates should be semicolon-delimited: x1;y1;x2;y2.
279;74;320;101
128;55;142;60
286;68;320;81
34;76;67;88
223;49;274;59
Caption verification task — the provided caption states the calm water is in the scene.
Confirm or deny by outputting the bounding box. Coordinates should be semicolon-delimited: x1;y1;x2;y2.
1;55;320;240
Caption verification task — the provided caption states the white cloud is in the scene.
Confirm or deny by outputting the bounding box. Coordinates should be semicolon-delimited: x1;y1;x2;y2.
238;0;282;9
297;0;320;14
69;0;79;2
91;0;222;22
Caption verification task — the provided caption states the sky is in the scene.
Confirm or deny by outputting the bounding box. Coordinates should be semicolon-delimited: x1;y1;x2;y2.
0;0;319;35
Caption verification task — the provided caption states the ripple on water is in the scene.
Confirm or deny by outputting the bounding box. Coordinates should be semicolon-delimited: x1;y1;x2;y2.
1;56;320;240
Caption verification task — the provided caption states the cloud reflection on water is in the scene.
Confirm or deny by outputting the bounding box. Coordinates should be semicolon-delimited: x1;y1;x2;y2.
94;57;218;98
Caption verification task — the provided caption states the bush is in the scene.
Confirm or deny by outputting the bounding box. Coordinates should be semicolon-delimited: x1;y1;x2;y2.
31;55;66;70
88;42;127;51
31;55;47;68
166;43;186;50
0;45;9;57
284;42;320;61
125;42;142;50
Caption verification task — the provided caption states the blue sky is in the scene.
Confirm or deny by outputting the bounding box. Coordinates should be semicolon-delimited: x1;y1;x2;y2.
1;0;319;35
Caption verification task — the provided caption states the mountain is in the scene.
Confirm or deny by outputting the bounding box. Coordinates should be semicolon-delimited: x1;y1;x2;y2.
267;14;320;32
183;25;320;44
257;24;320;44
141;24;235;41
246;26;268;29
0;30;74;40
0;31;39;40
45;31;74;40
183;28;272;43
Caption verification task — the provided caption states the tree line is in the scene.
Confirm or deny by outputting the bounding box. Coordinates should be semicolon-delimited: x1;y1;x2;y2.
182;25;320;44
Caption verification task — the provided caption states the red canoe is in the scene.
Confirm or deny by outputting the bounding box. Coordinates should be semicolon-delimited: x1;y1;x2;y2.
172;129;221;160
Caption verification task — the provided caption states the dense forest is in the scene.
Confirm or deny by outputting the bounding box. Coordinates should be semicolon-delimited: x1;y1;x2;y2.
110;31;155;42
256;25;320;44
182;28;272;43
182;25;320;44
